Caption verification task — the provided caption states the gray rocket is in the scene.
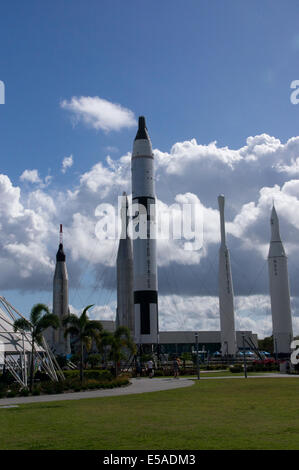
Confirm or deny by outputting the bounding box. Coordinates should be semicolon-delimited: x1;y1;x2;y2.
268;205;293;357
218;195;237;356
131;116;159;344
52;224;71;355
116;192;134;336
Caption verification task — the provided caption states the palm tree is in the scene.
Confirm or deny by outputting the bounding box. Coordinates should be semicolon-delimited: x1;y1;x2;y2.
14;303;60;392
105;326;136;377
63;305;103;383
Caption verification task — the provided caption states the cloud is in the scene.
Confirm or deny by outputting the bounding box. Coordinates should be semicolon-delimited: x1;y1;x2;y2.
20;169;52;188
20;169;42;184
61;96;137;132
61;155;74;174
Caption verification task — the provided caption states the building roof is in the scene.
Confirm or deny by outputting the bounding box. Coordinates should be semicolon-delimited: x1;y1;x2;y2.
0;300;44;355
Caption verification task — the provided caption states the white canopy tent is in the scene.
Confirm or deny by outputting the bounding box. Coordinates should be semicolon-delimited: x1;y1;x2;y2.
0;296;64;387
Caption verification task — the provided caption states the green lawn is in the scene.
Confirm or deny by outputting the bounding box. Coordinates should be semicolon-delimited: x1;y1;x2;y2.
180;370;277;377
0;378;299;450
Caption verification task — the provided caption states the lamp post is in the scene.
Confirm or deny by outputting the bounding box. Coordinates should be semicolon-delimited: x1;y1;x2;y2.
242;333;247;379
195;332;200;380
274;336;278;362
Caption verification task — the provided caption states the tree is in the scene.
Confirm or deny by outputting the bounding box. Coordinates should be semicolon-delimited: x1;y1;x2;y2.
88;353;102;368
63;305;103;383
181;352;192;369
104;326;136;377
258;335;274;354
14;304;60;392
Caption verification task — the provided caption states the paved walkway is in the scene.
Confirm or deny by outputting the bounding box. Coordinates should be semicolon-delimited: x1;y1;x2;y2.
0;377;194;406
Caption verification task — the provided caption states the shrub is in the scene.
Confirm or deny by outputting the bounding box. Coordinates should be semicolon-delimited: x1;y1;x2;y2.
0;371;15;385
64;369;112;382
19;388;30;397
85;379;100;390
34;370;50;382
6;390;17;398
87;354;102;368
41;381;64;394
230;365;243;373
32;387;41;396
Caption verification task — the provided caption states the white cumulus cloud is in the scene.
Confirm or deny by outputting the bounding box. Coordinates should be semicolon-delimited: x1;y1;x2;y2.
20;169;42;184
61;96;137;133
61;155;74;174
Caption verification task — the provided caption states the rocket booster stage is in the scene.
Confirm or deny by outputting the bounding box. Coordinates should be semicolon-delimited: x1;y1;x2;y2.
131;116;158;344
52;225;71;355
116;192;134;336
218;195;237;356
268;206;293;356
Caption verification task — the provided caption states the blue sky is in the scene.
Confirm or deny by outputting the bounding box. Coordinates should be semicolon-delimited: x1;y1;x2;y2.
1;1;299;336
1;0;299;178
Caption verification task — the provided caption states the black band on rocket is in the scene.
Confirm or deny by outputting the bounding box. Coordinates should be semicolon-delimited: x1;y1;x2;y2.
134;291;158;335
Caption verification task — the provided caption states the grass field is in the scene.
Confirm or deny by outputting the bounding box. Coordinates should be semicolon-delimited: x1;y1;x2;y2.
163;371;277;378
0;378;299;450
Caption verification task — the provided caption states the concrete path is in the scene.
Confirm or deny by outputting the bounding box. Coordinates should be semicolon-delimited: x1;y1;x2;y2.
0;377;194;406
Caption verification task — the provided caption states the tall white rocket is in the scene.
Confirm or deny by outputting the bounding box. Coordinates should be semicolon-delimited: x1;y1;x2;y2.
116;192;134;336
52;225;71;355
131;116;158;344
268;205;293;357
218;195;237;356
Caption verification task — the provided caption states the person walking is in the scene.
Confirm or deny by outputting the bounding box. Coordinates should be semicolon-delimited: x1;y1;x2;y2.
136;360;142;378
147;359;154;378
173;357;180;378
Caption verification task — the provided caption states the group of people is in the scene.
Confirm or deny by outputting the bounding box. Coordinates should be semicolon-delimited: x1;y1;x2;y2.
135;357;181;378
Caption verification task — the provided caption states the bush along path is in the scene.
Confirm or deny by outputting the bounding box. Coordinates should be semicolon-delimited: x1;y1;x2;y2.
0;369;129;399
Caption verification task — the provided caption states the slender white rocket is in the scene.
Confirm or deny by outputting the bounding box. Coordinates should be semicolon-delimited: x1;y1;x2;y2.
52;224;71;355
218;195;237;356
116;192;134;336
131;116;158;344
268;205;293;356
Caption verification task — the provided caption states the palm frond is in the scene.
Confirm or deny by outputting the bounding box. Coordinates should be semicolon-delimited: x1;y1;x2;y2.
64;326;80;338
37;313;60;332
82;304;94;316
13;318;31;333
83;336;93;352
30;303;50;325
84;320;103;333
62;314;81;328
114;326;131;339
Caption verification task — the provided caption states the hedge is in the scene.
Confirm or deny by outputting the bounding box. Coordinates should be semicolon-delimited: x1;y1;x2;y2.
63;369;113;381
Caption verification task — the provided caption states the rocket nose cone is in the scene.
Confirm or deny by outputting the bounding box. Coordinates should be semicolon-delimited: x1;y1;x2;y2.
135;115;149;141
270;205;282;243
56;243;66;262
139;116;146;129
218;194;225;211
271;205;278;222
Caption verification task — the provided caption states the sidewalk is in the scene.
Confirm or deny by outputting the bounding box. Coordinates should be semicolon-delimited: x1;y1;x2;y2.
0;377;194;406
